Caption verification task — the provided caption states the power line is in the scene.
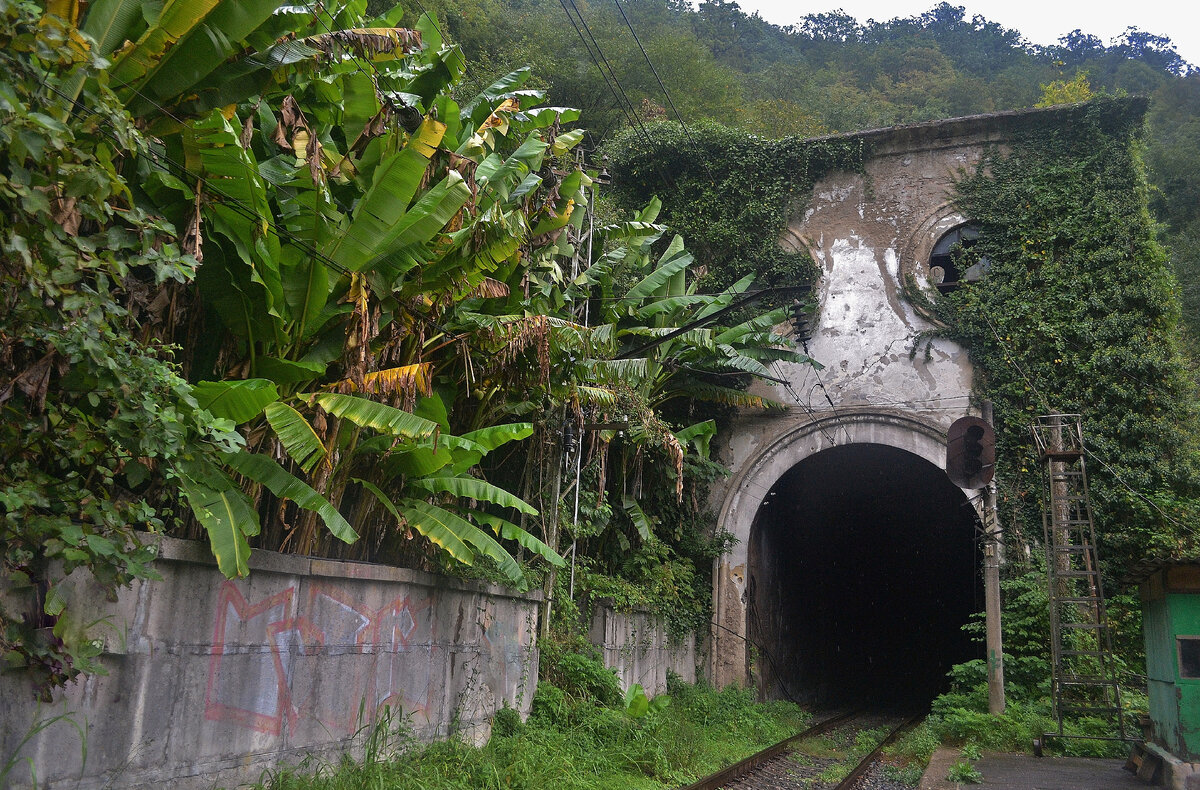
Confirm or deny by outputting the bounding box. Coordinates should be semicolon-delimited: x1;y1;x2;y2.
771;362;839;445
610;0;714;184
1083;441;1197;540
808;364;854;444
556;0;648;143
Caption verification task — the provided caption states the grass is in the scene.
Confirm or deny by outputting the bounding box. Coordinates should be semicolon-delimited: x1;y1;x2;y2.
249;678;811;790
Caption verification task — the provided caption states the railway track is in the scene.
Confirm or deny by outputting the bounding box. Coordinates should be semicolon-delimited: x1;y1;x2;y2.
679;710;922;790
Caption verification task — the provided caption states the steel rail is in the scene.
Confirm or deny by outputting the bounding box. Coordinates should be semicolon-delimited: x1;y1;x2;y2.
677;710;859;790
833;713;923;790
678;710;922;790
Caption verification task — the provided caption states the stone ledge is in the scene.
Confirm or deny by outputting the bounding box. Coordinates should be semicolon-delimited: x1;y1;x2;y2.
153;535;542;600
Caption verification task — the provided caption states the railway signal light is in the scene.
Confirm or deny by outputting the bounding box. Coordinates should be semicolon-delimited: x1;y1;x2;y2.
946;415;995;489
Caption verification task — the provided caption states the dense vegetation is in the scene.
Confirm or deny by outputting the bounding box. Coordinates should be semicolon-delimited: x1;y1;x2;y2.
5;0;1200;776
390;0;1200;345
256;666;814;789
0;0;807;697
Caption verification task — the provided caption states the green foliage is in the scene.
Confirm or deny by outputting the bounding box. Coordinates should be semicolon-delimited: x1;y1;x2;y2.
537;642;623;707
1036;72;1093;107
623;683;669;719
604;121;865;293
947;760;983;784
880;763;924;785
256;678;807;789
491;704;523;738
924;97;1200;577
886;722;941;765
0;0;238;698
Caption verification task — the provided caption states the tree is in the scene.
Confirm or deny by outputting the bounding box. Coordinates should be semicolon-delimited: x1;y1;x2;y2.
0;0;240;698
1036;72;1093;107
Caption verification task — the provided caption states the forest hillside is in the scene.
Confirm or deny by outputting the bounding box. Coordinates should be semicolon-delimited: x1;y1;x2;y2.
394;0;1200;345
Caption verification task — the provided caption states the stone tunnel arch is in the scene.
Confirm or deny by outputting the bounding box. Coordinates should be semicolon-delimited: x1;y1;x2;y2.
712;409;984;705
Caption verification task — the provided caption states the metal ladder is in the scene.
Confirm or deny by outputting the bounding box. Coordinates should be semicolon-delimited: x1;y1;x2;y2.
1031;414;1126;747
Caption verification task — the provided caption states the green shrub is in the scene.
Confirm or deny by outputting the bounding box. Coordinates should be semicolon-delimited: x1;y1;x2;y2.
881;763;924;785
948;761;983;783
491;705;523;738
886;722;940;764
538;642;623;706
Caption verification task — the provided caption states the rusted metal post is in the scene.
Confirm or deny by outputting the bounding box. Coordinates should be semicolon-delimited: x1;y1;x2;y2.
982;400;1006;714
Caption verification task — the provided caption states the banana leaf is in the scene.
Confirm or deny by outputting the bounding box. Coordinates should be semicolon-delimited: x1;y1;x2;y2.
225;451;356;543
621;496;655;542
311;393;439;441
139;0;281;103
179;474;259;578
626;235;692;300
398;499;477;566
108;0;222;102
264;402;326;473
354;481;474;568
408;475;538;515
473;512;564;567
325;117;445;272
194;379;279;423
405;501;524;585
674;420;716;459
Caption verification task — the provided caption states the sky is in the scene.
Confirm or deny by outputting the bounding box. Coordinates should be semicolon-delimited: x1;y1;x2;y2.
728;0;1199;69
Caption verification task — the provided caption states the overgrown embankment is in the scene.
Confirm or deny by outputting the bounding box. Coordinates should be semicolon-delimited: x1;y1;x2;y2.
256;663;810;790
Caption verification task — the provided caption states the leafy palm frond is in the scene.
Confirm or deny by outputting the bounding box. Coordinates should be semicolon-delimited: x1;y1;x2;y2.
661;382;786;410
409;475;537;515
473;512;565;567
225;451;357;544
403;500;530;585
576;385;618;407
359;483;473;565
311;392;439;441
264;402;326;473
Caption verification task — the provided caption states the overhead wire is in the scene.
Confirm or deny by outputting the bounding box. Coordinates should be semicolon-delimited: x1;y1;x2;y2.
609;0;714;185
771;361;839;445
556;0;649;142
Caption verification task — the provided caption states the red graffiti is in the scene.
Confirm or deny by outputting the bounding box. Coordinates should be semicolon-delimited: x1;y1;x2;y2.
204;582;432;736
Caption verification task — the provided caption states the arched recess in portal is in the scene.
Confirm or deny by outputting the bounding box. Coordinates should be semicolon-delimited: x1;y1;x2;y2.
711;409;984;703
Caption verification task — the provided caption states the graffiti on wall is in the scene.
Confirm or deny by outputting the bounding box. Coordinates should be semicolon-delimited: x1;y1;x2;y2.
204;582;434;736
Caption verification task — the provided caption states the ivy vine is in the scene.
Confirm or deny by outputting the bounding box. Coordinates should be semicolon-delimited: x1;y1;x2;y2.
604;121;867;293
931;97;1200;575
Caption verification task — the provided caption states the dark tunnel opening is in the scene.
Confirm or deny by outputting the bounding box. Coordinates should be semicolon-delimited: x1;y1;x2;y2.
748;443;982;709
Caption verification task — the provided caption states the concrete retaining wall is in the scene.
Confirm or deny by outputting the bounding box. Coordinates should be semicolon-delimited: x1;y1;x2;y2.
0;537;540;789
589;601;695;695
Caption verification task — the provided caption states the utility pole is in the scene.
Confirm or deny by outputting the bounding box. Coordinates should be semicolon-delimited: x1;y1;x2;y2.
981;400;1006;714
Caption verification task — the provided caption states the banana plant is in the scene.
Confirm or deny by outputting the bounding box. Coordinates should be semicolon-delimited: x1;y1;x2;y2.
106;6;582;581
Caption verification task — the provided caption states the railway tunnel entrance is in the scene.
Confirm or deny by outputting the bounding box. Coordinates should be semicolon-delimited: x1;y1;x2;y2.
746;442;982;708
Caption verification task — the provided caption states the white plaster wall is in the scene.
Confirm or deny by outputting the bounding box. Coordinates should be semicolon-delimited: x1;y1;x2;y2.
708;128;993;687
0;538;541;789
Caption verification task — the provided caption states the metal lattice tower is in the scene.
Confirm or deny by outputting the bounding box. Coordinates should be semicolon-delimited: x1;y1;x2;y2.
1031;414;1126;746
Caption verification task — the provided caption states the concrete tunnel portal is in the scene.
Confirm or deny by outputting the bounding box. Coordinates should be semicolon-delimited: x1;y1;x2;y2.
747;441;982;708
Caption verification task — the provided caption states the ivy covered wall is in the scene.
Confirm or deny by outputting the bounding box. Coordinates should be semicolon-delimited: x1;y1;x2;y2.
605;97;1200;582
